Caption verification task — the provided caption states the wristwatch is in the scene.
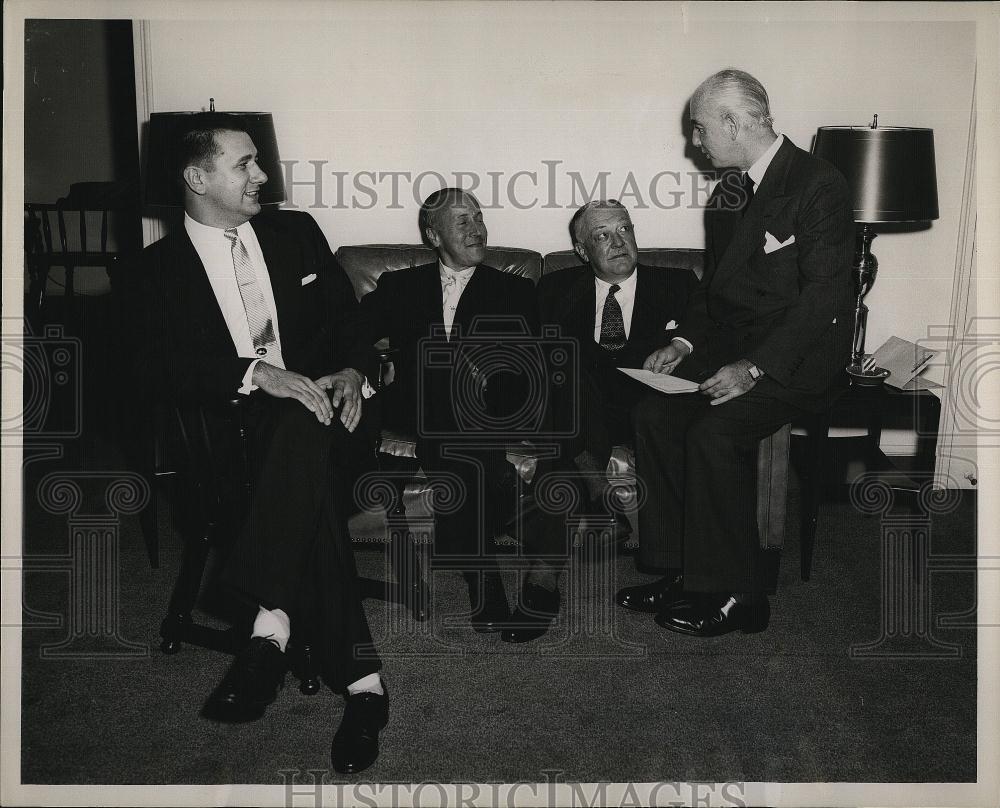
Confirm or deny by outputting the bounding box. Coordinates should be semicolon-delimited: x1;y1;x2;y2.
747;363;764;381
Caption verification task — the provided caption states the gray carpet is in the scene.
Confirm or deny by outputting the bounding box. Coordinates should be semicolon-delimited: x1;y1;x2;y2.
20;446;977;785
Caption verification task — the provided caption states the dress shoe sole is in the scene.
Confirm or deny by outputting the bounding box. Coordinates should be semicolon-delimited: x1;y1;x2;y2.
654;612;769;637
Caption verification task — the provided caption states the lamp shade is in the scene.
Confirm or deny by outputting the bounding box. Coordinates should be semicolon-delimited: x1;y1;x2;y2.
144;111;286;207
813;126;938;223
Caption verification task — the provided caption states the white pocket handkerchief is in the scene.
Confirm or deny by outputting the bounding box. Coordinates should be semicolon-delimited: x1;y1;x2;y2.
763;231;795;254
664;320;678;331
301;273;317;286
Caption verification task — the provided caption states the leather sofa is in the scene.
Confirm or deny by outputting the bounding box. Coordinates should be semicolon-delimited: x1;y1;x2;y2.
334;243;788;550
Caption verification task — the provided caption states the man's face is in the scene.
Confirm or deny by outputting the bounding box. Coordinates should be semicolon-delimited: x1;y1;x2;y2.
689;92;740;169
574;205;638;283
426;193;487;269
198;129;268;227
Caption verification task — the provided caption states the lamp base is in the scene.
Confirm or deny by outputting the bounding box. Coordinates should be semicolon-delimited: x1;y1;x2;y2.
847;362;890;386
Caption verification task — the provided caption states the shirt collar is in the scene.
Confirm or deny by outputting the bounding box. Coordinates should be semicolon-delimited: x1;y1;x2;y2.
439;260;477;280
594;267;638;294
184;212;253;243
747;133;784;188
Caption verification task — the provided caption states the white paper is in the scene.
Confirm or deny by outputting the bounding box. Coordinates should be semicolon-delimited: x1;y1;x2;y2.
618;367;700;394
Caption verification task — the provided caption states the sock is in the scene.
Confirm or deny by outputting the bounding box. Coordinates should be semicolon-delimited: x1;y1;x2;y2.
251;606;290;652
347;672;384;696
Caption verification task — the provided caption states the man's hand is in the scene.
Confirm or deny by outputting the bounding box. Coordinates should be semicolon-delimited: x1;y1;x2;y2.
253;362;335;424
643;340;691;375
315;369;364;432
699;359;759;405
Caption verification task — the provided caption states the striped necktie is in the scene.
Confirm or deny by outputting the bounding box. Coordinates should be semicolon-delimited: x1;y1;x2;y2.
224;228;277;358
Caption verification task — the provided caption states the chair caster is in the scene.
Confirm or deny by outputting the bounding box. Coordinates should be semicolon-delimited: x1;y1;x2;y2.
160;637;183;654
299;676;321;696
159;613;191;654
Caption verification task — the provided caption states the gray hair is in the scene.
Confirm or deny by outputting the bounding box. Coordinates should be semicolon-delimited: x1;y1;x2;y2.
569;199;629;245
695;68;774;130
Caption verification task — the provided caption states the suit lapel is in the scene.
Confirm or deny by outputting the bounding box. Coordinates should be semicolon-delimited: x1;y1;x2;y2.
167;229;235;351
250;215;293;331
710;138;797;292
630;266;661;341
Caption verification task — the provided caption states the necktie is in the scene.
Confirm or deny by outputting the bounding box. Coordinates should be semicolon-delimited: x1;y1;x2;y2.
599;283;626;352
224;228;277;357
741;172;755;217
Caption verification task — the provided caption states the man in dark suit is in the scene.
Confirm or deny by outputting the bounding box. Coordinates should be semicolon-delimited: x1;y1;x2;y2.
617;69;854;635
140;113;387;773
536;200;693;536
361;188;563;643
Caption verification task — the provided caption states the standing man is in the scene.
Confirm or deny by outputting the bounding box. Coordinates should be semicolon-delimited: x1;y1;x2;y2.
361;188;564;643
141;112;387;773
537;200;693;537
617;69;854;635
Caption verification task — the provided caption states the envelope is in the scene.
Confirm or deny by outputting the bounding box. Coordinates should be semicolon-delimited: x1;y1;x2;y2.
301;273;317;285
763;231;795;254
664;320;678;331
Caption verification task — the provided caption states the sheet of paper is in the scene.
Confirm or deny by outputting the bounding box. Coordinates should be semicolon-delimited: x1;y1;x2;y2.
618;367;700;394
872;336;935;389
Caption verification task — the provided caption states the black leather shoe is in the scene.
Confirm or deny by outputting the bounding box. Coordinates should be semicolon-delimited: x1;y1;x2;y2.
654;592;770;637
331;685;389;775
201;637;286;722
501;583;560;643
616;572;685;613
466;571;510;633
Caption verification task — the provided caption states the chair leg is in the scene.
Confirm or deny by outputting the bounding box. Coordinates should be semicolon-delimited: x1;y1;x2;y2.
799;413;832;581
386;480;428;622
296;640;321;695
159;530;212;653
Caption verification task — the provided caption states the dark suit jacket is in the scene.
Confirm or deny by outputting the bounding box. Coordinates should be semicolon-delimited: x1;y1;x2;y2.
140;209;376;405
536;263;694;454
674;137;854;411
359;262;542;437
537;262;695;374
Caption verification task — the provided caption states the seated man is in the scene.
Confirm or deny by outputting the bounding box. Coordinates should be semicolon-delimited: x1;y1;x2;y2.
140;112;387;774
618;69;853;635
537;200;694;537
361;188;564;643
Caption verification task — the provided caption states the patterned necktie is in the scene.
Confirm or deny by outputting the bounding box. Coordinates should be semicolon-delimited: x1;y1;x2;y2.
599;283;626;352
741;172;755;217
224;228;277;357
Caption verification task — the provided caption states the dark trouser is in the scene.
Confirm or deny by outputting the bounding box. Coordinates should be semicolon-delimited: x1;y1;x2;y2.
418;438;570;573
221;396;381;692
632;389;804;594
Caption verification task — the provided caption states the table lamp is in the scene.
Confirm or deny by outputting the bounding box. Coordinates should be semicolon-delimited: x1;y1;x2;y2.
144;100;286;207
813;117;939;385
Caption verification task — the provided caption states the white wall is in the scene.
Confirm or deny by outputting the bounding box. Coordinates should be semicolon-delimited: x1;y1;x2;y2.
143;3;975;354
140;1;984;479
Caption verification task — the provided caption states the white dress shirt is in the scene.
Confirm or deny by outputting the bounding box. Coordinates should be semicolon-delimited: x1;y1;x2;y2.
593;269;638;343
439;261;477;340
184;213;284;393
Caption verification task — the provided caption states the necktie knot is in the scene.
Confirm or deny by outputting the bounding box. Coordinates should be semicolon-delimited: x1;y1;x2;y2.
223;228;239;243
609;283;621;295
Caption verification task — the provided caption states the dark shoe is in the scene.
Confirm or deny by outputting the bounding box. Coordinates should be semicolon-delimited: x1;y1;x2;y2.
501;582;560;644
616;572;685;613
654;592;770;637
331;685;389;775
466;571;510;633
201;637;286;722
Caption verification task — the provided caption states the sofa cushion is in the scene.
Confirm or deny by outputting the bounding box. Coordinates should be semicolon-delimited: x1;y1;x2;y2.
543;247;706;280
336;243;544;300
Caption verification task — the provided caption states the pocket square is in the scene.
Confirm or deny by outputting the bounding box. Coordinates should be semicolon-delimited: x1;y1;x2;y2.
664;320;678;331
301;273;317;286
763;231;795;254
